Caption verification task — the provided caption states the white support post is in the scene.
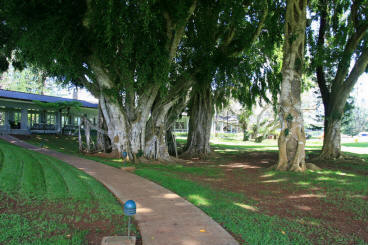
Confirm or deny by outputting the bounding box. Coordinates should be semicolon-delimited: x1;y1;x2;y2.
21;109;28;130
56;110;61;133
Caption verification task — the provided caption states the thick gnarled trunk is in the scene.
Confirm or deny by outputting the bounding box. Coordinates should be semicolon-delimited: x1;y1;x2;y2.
320;115;342;159
183;87;213;158
144;98;179;161
99;96;146;161
276;0;308;172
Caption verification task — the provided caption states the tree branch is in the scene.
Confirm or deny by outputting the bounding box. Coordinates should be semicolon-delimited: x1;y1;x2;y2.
351;0;360;31
315;0;329;108
164;0;197;60
223;0;268;57
343;45;368;93
333;22;368;88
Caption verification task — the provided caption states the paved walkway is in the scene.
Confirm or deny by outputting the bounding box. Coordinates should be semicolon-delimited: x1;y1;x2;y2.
1;135;239;245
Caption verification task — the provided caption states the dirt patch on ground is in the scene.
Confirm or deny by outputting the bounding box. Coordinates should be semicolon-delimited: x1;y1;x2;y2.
0;192;142;245
181;151;368;242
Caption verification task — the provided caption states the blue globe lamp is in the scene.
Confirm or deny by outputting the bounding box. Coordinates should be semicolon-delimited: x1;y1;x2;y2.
124;200;136;239
124;200;136;216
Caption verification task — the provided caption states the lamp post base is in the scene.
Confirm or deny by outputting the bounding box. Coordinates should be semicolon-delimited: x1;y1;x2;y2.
101;236;136;245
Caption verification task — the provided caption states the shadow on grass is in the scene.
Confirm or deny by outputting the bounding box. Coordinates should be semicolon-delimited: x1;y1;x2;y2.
135;168;364;244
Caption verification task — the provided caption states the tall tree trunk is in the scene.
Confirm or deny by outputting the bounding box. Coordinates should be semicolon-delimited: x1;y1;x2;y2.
242;127;249;141
99;96;145;161
166;128;178;157
96;101;110;152
320;117;341;159
319;95;347;159
85;117;91;153
313;1;368;160
276;0;308;172
144;99;178;161
183;86;213;158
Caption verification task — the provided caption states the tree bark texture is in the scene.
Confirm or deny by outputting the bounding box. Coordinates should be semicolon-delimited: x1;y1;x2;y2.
99;95;147;161
276;0;307;172
183;86;213;158
321;118;341;159
96;102;111;152
84;117;91;153
166;128;178;157
143;80;191;161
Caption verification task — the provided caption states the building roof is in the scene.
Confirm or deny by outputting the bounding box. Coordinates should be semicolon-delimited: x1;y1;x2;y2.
0;89;98;108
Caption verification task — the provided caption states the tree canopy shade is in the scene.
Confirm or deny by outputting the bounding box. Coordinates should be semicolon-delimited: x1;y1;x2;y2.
1;0;197;160
307;0;368;159
180;0;284;157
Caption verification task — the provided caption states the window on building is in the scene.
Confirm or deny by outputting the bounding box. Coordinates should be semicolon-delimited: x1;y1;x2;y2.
46;112;56;125
74;116;80;126
13;111;21;123
28;110;40;127
0;111;5;126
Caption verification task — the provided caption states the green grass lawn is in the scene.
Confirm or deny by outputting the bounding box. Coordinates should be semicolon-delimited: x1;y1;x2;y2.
342;142;368;148
19;134;368;244
0;139;139;244
17;134;125;168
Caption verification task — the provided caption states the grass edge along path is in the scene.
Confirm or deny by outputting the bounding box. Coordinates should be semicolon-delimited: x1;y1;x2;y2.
0;139;140;244
134;168;367;245
18;134;368;244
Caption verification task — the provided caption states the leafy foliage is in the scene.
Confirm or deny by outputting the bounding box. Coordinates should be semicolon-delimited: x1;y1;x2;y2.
33;101;82;111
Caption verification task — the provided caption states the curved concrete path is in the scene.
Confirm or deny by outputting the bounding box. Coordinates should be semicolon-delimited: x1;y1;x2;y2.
1;135;239;245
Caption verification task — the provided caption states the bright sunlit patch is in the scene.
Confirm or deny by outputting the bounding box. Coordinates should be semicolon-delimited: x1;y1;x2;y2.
112;159;122;162
234;202;258;212
350;194;368;199
261;178;287;183
288;194;326;199
296;181;310;186
297;218;320;226
137;207;153;213
316;176;335;181
163;193;179;199
294;205;312;211
260;172;276;178
336;172;356;177
220;163;261;169
188;194;210;206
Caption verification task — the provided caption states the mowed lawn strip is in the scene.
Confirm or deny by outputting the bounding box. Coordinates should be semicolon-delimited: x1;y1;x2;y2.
0;139;140;245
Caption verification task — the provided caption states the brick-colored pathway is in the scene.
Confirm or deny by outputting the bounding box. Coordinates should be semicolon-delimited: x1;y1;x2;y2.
1;135;239;245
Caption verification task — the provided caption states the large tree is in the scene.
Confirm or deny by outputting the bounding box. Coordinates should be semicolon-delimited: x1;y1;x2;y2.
181;0;283;158
1;0;197;161
308;0;368;159
276;0;309;171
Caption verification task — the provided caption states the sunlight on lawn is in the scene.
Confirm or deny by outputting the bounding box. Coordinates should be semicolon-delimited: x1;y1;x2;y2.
261;178;288;183
188;194;210;206
234;202;258;212
260;173;276;178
